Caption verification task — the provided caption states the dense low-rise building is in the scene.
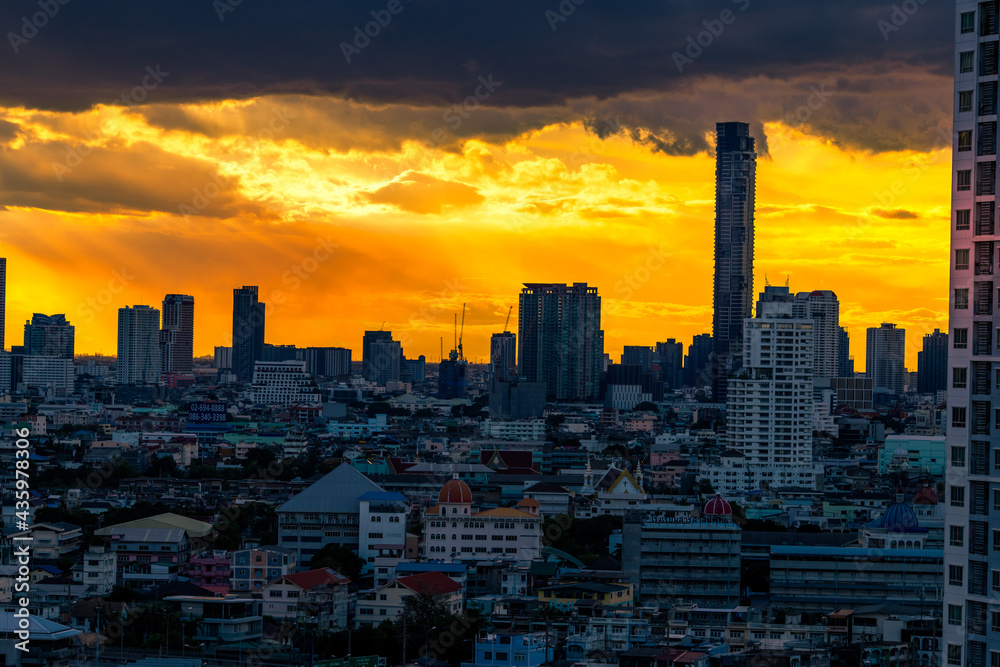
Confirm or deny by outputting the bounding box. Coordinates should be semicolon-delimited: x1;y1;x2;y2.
356;571;462;627
262;567;353;629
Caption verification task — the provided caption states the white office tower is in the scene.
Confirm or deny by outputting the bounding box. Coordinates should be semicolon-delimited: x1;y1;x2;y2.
706;286;821;492
116;305;161;385
944;3;999;665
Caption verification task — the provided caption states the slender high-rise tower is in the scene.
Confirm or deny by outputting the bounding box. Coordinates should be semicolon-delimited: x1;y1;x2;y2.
945;4;998;664
160;294;195;376
232;286;266;382
116;305;161;385
0;258;6;352
711;122;757;402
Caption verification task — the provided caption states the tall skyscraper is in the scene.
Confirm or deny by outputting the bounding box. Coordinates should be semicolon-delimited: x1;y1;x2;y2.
837;326;854;377
116;305;161;385
160;294;195;376
362;330;401;385
684;333;713;388
946;7;996;662
517;282;603;400
793;290;840;378
490;331;517;381
23;314;74;358
726;285;820;488
866;323;906;396
916;328;948;395
0;258;6;352
654;340;684;390
711;122;757;402
232;286;266;382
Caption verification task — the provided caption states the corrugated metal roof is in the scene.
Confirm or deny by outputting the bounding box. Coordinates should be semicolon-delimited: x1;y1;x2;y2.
278;463;385;513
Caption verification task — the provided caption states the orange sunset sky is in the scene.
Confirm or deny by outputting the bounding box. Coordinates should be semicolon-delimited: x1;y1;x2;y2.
0;94;949;371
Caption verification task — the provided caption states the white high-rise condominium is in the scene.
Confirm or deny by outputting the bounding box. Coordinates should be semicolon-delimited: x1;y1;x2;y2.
944;3;999;665
722;285;821;490
116;305;161;385
792;290;840;379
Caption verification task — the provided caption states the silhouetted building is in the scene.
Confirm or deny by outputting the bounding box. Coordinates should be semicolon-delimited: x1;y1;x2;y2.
837;326;854;377
866;323;905;396
438;353;467;399
621;345;653;371
116;305;161;385
711;122;757;402
655;339;684;390
793;290;840;378
402;355;425;383
24;313;74;359
263;344;300;362
232;286;266;382
917;328;948;395
160;294;194;376
490;332;517;381
518;283;603;400
684;333;712;388
362;330;401;385
304;347;352;377
489;377;546;420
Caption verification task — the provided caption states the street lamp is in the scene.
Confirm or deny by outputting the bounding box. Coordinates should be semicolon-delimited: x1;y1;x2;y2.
425;626;438;667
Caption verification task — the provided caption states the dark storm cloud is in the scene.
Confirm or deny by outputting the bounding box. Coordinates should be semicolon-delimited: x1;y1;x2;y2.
0;0;952;154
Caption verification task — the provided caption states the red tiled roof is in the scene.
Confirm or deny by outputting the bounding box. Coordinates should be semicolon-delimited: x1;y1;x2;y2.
278;568;350;591
396;571;462;596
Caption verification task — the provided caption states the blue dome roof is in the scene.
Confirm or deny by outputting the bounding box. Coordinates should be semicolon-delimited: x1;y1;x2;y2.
868;502;924;533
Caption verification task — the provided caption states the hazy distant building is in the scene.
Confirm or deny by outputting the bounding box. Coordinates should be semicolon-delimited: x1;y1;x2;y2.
684;333;713;388
837;327;854;377
160;294;194;376
655;339;684;390
401;355;426;384
438;354;468;400
916;328;948;395
116;305;161;385
362;331;401;385
621;345;653;372
23;355;74;391
23;314;74;359
232;286;266;382
214;346;232;369
793;290;840;378
604;364;663;411
489;377;547;420
866;323;905;396
490;332;517;381
304;347;351;377
263;344;300;362
711;122;757;403
518;282;603;400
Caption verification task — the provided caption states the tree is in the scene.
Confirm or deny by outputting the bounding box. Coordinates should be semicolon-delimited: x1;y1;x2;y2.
147;455;178;478
309;544;364;579
634;401;659;413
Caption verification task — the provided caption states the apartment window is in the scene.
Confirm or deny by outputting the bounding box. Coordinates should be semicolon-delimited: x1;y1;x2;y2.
949;604;963;625
952;485;966;507
948;644;961;665
993;611;1000;633
951;525;965;547
954;406;968;428
962;11;976;33
961;90;974;112
954;367;969;388
958;209;971;230
994;570;1000;592
949;564;964;586
962;51;975;73
269;590;282;598
959;169;972;190
956;288;970;309
957;248;971;270
954;328;969;351
953;446;967;467
960;130;973;151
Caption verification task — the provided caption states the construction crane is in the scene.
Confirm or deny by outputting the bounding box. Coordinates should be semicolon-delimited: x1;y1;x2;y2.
458;303;466;362
503;306;512;333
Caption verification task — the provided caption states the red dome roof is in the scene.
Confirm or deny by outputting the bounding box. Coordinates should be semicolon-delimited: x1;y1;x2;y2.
914;485;938;505
439;478;472;504
704;494;732;515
